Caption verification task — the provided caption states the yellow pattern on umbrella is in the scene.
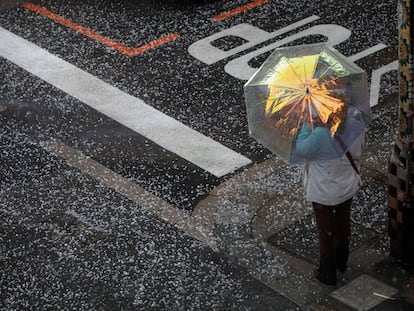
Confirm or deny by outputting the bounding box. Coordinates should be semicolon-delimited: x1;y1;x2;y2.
264;55;345;137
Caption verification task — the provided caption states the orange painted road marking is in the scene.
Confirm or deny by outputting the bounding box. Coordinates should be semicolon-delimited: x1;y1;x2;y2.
22;2;180;56
212;0;268;21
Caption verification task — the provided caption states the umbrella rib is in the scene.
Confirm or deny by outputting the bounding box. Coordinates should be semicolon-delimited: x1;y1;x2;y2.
267;84;304;92
267;92;302;102
316;63;348;81
252;83;303;92
316;51;343;78
265;97;297;116
258;69;305;90
310;93;344;128
296;95;308;130
264;86;305;113
302;55;319;83
312;92;344;105
282;57;307;85
278;94;306;117
251;77;303;91
254;91;303;112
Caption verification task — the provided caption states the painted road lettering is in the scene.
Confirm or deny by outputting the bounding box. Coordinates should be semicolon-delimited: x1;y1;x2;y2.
188;16;320;65
189;17;397;108
224;23;351;80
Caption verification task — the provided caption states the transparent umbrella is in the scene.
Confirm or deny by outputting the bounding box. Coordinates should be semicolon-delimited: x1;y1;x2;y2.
244;43;371;164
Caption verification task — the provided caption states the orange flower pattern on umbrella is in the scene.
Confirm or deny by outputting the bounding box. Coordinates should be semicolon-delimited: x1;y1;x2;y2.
264;55;345;138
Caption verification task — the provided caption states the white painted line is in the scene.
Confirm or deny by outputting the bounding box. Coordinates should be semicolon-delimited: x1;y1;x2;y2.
41;139;217;250
189;15;320;65
225;21;352;80
369;60;398;108
347;44;388;62
0;27;252;177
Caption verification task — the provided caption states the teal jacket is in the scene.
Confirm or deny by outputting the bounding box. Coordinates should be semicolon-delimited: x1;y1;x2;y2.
294;122;338;162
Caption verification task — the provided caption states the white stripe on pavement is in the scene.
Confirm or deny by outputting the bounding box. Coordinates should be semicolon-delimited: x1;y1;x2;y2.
369;60;398;108
347;44;388;62
0;27;252;177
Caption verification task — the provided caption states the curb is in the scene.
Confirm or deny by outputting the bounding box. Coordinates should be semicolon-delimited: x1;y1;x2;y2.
192;108;414;309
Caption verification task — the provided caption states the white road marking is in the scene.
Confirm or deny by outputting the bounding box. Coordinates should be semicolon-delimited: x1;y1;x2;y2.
0;27;252;177
189;15;320;65
224;23;352;80
347;44;388;62
369;61;398;108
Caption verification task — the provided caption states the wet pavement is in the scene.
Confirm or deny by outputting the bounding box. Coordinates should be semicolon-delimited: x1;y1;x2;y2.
197;95;414;309
0;0;398;211
0;122;299;310
0;0;410;310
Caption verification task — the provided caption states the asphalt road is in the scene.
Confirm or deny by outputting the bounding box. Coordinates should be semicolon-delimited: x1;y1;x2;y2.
0;0;397;210
0;0;399;309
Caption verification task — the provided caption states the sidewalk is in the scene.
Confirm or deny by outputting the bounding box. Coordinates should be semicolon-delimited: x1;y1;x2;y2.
194;96;414;310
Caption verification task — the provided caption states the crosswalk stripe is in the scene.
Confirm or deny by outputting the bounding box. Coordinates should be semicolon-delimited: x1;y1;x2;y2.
0;27;252;177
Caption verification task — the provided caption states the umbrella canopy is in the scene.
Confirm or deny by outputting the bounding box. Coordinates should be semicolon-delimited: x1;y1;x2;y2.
244;43;371;164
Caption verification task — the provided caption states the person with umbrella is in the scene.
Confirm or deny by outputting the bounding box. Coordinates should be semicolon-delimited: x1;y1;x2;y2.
295;109;366;286
244;43;371;286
